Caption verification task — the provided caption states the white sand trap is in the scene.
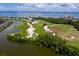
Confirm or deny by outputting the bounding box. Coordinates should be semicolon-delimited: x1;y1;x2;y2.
27;23;35;38
44;25;56;36
70;36;75;39
32;21;38;24
44;26;50;32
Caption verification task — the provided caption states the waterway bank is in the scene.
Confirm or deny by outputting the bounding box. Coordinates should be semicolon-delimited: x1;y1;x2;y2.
0;21;56;56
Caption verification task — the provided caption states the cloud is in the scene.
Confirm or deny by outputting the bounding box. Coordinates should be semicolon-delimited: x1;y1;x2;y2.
61;4;77;8
0;3;79;12
9;3;79;12
34;4;48;8
16;5;29;9
32;3;79;11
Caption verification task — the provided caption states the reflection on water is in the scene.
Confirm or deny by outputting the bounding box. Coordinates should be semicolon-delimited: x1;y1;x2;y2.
0;21;55;56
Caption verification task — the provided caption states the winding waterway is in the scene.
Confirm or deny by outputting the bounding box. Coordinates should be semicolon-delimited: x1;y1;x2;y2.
0;21;55;56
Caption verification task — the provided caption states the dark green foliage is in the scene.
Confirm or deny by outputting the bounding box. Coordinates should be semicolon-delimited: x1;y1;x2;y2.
7;32;79;55
7;33;36;44
33;17;72;24
7;33;27;44
36;33;79;56
0;21;5;24
71;20;79;31
7;35;16;42
34;17;79;31
14;34;26;43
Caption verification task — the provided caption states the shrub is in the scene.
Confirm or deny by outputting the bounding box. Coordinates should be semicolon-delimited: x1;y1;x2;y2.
35;33;79;55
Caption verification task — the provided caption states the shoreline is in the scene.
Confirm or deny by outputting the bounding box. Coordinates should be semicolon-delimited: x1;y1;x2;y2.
0;21;13;32
0;15;78;19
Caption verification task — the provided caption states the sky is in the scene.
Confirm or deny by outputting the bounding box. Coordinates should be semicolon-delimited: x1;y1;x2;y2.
0;3;79;12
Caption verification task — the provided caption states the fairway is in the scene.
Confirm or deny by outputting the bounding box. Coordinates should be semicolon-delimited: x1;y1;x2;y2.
33;20;46;35
48;24;79;40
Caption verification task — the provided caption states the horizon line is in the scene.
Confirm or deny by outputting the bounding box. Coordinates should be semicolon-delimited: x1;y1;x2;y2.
0;11;79;13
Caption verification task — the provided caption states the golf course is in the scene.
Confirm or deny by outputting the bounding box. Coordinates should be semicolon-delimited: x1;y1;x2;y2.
4;17;79;56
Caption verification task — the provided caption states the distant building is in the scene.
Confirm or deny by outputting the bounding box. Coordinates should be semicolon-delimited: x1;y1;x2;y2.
64;15;75;21
28;17;33;20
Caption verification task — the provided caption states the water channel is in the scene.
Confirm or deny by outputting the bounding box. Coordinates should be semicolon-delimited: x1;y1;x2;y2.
0;21;55;56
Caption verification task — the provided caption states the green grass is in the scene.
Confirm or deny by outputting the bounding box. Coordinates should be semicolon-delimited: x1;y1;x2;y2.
68;40;79;49
33;20;46;35
48;23;79;51
48;24;79;39
67;40;79;53
15;20;28;36
48;24;79;34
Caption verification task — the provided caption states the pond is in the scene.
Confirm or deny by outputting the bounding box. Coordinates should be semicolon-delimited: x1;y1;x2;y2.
0;21;56;56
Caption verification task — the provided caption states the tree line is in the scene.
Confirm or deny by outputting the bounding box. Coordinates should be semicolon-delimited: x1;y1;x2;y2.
33;17;79;31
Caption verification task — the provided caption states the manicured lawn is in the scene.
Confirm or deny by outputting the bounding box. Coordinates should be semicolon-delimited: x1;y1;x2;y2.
48;23;79;51
33;20;46;35
67;40;79;53
68;40;79;48
48;24;78;34
48;24;79;40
